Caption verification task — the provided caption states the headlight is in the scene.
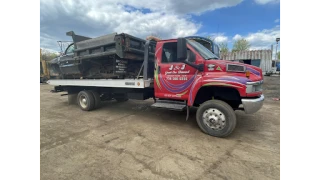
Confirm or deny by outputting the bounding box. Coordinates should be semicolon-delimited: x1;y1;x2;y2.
246;80;263;93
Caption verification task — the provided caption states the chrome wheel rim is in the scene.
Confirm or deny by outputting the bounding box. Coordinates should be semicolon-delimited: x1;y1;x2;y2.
202;108;226;130
79;95;88;109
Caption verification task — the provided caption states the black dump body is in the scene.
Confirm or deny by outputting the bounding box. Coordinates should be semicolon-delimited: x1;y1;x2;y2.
49;31;155;79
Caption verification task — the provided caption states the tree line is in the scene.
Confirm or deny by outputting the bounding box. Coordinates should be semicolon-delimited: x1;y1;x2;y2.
208;36;250;54
41;49;59;61
209;37;279;60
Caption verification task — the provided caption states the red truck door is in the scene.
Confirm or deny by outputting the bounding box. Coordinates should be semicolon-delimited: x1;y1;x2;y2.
154;41;198;100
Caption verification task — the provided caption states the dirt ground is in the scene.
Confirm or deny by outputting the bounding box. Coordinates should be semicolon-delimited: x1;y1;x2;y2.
40;76;280;180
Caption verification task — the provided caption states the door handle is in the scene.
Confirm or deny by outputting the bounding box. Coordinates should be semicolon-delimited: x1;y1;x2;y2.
158;66;161;74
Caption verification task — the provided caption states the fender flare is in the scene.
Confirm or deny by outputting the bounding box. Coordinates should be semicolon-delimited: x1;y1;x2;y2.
188;79;246;106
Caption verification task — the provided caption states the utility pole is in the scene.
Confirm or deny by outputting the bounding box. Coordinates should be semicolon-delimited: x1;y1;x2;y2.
275;38;280;60
276;38;281;75
271;44;273;58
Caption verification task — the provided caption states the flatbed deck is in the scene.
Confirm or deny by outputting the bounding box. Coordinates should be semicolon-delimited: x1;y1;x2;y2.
47;79;153;88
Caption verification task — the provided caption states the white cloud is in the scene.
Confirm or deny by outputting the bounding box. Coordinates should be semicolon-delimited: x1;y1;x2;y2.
209;33;228;43
232;34;242;41
40;0;243;51
274;19;280;23
41;48;60;54
116;0;243;15
231;26;280;50
214;36;228;43
254;0;280;5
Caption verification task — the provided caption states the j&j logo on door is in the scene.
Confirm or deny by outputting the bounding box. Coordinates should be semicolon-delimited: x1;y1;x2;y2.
169;64;186;71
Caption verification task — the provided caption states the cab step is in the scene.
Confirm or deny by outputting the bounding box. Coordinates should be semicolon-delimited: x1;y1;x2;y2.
151;100;186;111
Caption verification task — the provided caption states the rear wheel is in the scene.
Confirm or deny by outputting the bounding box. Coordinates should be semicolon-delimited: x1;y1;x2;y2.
89;90;101;109
77;90;95;111
196;100;237;137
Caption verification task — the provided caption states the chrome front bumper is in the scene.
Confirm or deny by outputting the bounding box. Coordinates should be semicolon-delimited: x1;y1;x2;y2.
241;95;264;114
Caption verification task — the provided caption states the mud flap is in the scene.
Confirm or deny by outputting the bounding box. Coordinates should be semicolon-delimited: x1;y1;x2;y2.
68;94;77;105
186;105;190;121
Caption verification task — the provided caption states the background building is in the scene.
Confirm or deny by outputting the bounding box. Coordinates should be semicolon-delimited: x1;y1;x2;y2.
220;50;276;74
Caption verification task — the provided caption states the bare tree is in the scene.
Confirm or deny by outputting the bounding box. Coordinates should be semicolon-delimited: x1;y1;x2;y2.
277;51;280;60
41;49;58;61
232;38;250;52
219;42;229;55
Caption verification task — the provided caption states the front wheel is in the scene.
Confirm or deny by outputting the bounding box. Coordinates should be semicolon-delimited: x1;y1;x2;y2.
196;100;237;137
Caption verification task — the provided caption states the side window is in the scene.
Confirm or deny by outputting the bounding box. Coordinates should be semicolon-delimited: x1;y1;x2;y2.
186;49;196;63
214;45;220;58
161;42;177;63
66;44;74;54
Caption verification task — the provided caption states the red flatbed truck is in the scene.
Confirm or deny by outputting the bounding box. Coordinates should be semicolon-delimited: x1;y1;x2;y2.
48;37;264;137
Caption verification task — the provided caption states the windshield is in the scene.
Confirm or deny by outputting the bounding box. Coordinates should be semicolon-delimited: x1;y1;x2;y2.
65;44;74;54
187;39;219;60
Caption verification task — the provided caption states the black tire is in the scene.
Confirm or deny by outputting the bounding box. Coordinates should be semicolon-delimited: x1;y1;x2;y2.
77;90;95;111
89;90;101;109
114;93;128;102
196;100;237;137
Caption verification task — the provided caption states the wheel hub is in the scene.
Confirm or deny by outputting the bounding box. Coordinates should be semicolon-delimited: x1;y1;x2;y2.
79;95;88;108
202;108;226;130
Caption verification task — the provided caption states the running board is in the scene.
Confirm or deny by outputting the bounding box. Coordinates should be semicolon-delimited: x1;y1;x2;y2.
151;100;186;111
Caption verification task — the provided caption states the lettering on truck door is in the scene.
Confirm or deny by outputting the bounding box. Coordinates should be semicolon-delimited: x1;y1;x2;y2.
154;41;198;100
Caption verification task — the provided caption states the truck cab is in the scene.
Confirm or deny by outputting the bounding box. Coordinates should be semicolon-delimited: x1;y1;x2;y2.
150;38;264;136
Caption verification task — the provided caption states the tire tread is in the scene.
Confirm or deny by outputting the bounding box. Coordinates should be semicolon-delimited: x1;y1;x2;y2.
196;100;237;137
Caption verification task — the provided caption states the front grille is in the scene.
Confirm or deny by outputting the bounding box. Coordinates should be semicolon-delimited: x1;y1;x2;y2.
226;64;246;72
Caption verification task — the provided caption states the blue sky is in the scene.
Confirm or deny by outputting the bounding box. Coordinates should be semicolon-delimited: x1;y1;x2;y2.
195;0;279;35
40;0;280;52
193;0;280;49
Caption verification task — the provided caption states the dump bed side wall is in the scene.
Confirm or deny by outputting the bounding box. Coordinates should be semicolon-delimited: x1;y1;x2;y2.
76;33;117;50
73;33;155;61
52;32;156;79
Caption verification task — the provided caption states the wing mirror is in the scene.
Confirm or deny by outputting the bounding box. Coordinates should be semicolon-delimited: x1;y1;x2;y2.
177;38;187;62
